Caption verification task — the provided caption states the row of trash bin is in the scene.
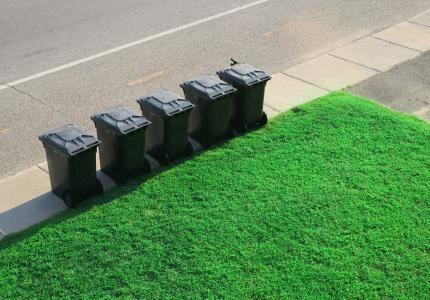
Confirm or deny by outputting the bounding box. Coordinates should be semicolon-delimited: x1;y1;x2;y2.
39;62;271;207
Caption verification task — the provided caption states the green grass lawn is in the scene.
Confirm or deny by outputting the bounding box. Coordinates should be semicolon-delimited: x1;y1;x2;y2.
1;92;429;298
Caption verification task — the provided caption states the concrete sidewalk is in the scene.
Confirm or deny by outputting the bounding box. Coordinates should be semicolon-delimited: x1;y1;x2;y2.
1;8;430;239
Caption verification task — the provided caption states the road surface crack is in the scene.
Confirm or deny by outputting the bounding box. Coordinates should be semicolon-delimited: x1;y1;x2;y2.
0;82;47;105
0;82;68;119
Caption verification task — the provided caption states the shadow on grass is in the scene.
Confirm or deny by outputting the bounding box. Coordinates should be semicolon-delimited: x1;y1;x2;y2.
0;151;196;250
0;125;268;250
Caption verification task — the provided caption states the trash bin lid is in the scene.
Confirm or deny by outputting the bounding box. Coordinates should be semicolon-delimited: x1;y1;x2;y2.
91;106;151;135
217;63;271;88
137;91;194;117
39;124;100;157
180;75;237;101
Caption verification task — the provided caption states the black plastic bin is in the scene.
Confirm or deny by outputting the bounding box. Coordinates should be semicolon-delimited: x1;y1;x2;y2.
180;75;237;146
91;106;151;184
217;63;271;131
39;124;103;207
137;91;195;164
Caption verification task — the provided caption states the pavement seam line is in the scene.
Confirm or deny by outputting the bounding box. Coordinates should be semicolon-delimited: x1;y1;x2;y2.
0;0;272;91
328;53;382;73
280;73;331;92
287;23;412;69
406;20;430;29
264;103;281;112
410;7;430;19
371;35;424;53
367;35;421;54
36;164;49;174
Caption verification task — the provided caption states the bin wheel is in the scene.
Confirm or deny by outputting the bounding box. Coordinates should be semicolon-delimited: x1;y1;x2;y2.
62;190;74;208
162;152;170;165
206;135;213;147
260;111;268;126
144;157;151;173
96;179;104;195
238;123;247;133
232;119;247;133
186;140;194;156
229;126;240;137
115;173;127;185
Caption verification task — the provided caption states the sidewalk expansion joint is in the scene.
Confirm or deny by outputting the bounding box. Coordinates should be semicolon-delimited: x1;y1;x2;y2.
280;73;331;92
36;164;49;174
264;103;281;112
327;53;381;73
407;20;430;29
370;35;424;53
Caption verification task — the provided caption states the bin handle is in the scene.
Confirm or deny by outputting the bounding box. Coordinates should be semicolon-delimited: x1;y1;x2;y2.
230;58;240;66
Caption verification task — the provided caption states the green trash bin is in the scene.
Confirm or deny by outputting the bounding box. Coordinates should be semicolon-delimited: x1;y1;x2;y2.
180;75;237;147
217;63;271;132
91;106;151;184
39;124;103;207
137;91;195;165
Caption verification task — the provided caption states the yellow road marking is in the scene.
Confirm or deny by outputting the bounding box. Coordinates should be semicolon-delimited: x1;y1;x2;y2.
127;70;168;86
0;128;9;135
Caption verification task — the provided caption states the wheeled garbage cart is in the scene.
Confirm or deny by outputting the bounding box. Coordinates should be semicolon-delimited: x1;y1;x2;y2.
137;91;195;165
217;63;271;132
91;106;151;184
180;75;237;147
39;124;103;207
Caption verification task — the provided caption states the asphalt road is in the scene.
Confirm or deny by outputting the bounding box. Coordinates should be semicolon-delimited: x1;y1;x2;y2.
1;0;430;177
